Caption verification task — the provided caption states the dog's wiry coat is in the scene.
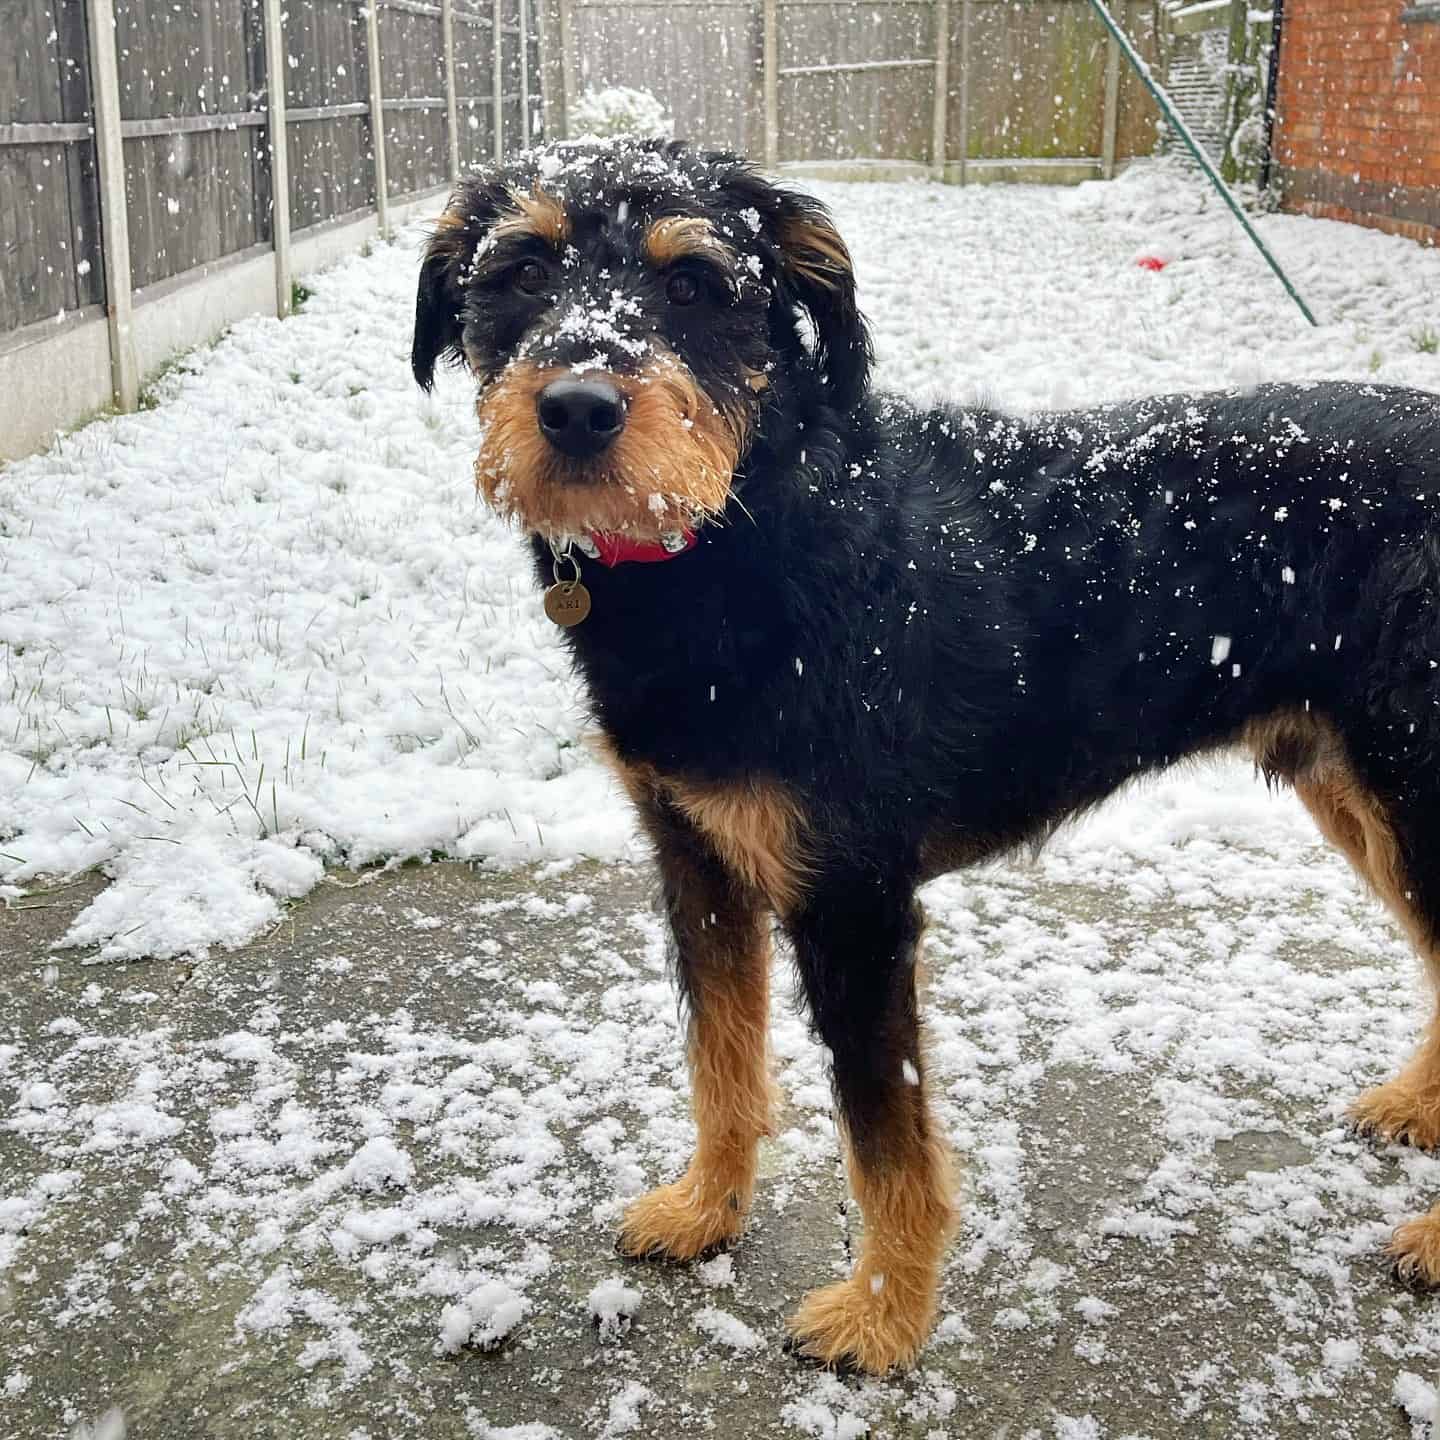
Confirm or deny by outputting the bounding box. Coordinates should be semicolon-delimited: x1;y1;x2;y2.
414;138;1440;1372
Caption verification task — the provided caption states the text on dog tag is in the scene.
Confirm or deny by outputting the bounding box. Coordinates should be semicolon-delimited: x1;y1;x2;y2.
544;581;592;628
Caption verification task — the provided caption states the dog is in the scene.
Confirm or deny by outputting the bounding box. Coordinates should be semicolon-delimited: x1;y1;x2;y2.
412;137;1440;1373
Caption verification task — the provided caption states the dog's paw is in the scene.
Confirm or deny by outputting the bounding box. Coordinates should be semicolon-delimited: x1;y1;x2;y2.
785;1273;933;1376
1389;1208;1440;1289
1349;1080;1440;1150
616;1170;744;1262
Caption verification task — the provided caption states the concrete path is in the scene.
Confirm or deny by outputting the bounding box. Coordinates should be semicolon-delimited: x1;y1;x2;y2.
2;860;1434;1439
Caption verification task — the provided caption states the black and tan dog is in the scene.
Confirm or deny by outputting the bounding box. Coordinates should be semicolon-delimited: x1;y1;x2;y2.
413;137;1440;1373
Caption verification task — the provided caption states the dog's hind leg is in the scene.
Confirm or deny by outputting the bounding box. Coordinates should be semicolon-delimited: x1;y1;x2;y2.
1273;720;1440;1282
615;787;775;1261
784;878;956;1373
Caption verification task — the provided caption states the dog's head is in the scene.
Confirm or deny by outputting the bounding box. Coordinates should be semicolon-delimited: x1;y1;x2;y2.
412;138;871;541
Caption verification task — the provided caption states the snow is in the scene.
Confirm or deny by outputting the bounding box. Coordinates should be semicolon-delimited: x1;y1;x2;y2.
1;161;1437;961
694;1304;765;1351
3;159;1440;1435
587;1276;642;1339
436;1279;530;1356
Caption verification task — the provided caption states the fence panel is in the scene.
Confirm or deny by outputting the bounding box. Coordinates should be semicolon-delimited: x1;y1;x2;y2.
1113;0;1161;160
285;0;376;230
776;0;936;163
114;0;270;289
568;1;762;154
0;0;104;331
453;1;499;168
379;1;450;197
959;0;1107;161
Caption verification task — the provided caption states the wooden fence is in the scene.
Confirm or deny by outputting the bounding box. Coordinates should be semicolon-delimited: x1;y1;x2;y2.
1;0;541;448
3;0;1162;461
547;0;1161;182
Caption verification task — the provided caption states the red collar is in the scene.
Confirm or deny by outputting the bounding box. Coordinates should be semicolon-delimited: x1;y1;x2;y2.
584;529;697;568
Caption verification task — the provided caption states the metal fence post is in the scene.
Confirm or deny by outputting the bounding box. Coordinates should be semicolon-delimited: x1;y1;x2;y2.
493;0;505;161
1101;33;1121;179
931;0;949;180
262;0;293;316
85;0;138;412
442;0;461;180
763;0;778;170
365;1;390;236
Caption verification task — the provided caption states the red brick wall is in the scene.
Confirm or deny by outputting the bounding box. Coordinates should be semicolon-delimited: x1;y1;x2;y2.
1272;0;1440;245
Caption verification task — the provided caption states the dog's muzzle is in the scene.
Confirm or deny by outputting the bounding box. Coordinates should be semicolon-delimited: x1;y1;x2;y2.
536;378;627;461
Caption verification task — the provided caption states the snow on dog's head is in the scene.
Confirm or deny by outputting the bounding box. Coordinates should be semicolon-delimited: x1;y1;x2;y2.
411;137;872;541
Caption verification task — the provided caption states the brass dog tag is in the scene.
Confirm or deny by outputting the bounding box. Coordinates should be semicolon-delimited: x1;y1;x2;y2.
544;581;592;628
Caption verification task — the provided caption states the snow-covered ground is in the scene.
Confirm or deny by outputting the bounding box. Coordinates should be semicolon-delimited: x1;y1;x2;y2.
2;159;1438;959
4;160;1440;1437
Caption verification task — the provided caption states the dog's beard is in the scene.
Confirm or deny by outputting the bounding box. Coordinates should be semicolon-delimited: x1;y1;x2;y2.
473;358;744;541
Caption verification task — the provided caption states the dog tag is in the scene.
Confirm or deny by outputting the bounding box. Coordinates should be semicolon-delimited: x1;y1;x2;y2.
544;581;592;628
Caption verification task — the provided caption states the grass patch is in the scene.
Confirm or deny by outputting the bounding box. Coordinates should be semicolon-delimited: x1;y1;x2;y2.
290;280;314;312
1413;326;1438;355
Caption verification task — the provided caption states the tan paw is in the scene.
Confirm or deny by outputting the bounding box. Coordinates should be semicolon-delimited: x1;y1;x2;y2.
616;1168;745;1261
1389;1208;1440;1288
1349;1080;1440;1150
786;1272;934;1376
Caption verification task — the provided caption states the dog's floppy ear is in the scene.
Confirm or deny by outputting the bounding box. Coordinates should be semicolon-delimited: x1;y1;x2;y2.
412;208;470;391
412;177;510;391
714;164;872;409
770;189;872;410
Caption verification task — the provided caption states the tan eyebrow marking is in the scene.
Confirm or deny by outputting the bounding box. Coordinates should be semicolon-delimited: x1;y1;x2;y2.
491;187;570;249
644;215;735;268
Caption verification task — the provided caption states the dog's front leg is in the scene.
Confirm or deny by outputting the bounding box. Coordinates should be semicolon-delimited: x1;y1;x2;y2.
616;796;775;1261
785;879;956;1374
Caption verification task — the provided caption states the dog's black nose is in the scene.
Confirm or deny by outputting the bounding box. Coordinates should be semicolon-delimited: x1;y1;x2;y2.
536;379;626;459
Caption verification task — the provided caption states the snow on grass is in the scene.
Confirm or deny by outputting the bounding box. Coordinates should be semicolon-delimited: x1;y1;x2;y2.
1;160;1437;959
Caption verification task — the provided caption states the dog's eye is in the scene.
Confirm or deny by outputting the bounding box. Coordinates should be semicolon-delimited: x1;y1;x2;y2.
513;259;548;295
666;271;701;307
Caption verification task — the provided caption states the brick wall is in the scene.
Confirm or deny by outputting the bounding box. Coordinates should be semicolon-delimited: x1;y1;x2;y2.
1272;0;1440;245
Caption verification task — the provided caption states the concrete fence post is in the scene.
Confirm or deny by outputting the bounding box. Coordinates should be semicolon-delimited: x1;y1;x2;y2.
493;0;505;161
85;0;138;412
519;0;531;147
763;0;778;170
931;0;950;180
364;1;390;236
558;0;575;138
1101;33;1121;179
442;0;461;181
956;0;972;185
262;0;294;316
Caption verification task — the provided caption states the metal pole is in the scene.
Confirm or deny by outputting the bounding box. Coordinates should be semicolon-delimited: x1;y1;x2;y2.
1258;0;1287;192
1084;0;1317;326
442;0;461;180
1100;33;1120;181
519;0;531;147
956;0;971;186
763;0;778;171
85;0;138;412
930;0;949;181
364;1;390;236
493;0;505;162
262;0;293;317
